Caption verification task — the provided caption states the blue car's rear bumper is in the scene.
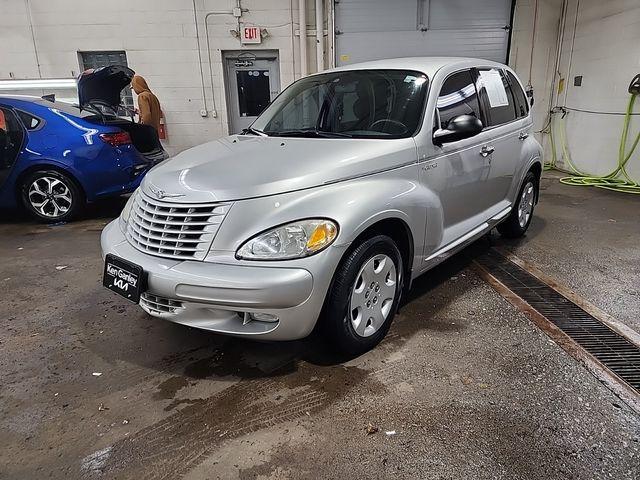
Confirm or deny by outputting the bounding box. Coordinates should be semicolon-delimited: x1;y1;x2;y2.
92;160;156;200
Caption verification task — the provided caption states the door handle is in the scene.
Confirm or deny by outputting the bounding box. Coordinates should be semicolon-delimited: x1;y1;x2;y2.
519;131;529;140
480;145;495;157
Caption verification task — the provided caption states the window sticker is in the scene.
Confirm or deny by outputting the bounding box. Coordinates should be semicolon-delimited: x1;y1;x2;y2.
479;69;509;108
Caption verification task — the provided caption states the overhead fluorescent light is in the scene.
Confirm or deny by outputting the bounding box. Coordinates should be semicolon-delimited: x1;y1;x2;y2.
0;78;77;91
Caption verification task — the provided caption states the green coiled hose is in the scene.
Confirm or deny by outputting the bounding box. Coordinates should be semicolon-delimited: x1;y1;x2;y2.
544;94;640;194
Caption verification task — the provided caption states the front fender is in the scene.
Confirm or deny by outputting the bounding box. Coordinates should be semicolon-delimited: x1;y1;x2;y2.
210;164;432;267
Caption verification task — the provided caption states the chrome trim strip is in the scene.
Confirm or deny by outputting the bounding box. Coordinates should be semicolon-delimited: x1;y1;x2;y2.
491;206;512;221
323;159;418;185
425;222;489;262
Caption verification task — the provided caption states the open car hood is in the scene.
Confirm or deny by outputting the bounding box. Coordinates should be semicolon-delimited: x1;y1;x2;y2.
77;65;134;109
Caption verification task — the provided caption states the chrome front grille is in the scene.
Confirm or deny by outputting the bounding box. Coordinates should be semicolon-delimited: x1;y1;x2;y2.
126;191;231;260
140;293;184;315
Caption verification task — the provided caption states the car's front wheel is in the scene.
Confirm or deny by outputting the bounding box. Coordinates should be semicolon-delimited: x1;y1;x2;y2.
323;235;403;355
21;170;84;223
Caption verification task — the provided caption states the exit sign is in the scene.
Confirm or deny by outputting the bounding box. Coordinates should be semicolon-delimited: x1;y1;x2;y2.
241;25;261;44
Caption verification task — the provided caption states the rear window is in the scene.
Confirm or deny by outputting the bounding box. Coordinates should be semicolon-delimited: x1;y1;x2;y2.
16;110;42;130
477;68;517;127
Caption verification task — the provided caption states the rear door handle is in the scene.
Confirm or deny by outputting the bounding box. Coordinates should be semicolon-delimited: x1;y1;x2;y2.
519;132;529;140
480;145;495;157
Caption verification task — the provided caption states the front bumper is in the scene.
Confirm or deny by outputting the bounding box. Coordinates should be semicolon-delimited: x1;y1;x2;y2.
100;220;340;340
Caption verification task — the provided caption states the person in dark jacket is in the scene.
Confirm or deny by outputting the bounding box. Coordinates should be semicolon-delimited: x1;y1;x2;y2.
131;75;162;133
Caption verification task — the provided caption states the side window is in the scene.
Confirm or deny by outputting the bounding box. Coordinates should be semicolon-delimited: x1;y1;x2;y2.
506;71;529;118
16;110;42;130
476;68;517;126
436;70;481;130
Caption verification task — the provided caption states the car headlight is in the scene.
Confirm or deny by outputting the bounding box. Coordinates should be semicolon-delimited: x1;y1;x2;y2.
236;219;338;260
119;192;136;232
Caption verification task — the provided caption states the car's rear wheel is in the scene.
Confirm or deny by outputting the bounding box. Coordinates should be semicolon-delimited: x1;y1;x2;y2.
21;170;84;223
497;171;538;238
322;235;403;355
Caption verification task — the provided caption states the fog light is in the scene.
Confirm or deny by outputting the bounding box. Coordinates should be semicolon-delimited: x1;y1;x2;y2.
249;312;279;323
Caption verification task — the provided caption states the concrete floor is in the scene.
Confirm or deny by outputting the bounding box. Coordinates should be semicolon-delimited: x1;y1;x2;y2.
1;175;639;480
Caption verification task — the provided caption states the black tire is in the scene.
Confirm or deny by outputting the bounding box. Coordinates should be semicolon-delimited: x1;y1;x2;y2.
322;235;404;355
497;171;538;238
21;169;84;223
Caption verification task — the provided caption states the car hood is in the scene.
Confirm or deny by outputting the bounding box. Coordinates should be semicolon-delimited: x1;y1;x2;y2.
141;135;417;203
77;65;134;109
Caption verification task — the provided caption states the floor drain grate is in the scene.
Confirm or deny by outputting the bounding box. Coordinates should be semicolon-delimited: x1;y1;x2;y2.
475;249;640;393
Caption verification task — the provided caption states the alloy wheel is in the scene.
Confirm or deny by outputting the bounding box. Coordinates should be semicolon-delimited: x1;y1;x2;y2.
518;181;535;228
348;254;398;337
27;176;73;218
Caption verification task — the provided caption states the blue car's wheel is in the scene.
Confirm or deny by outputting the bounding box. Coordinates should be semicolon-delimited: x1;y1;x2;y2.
21;170;84;223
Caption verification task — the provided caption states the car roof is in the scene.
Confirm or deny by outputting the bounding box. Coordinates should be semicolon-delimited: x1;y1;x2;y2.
0;95;85;113
325;56;509;78
0;95;54;108
0;94;41;103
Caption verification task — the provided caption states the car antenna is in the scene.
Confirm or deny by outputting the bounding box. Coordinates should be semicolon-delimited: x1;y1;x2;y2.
41;94;55;102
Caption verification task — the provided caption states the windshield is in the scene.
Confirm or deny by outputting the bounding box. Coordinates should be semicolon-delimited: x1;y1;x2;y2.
252;69;429;139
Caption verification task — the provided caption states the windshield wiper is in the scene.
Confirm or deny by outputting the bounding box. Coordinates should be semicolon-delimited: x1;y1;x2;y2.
241;127;268;136
267;129;353;138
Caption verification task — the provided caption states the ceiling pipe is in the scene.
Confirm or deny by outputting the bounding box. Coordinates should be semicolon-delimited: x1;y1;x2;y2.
191;0;208;114
203;9;247;118
315;0;324;72
25;0;42;78
298;0;308;77
193;0;248;118
289;0;297;78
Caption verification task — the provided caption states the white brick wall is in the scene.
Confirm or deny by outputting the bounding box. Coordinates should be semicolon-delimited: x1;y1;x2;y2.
0;0;320;155
1;0;556;156
554;0;640;181
509;0;564;137
4;0;635;181
509;0;640;183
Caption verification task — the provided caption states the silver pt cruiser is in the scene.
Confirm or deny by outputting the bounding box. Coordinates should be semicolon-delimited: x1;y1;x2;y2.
101;57;542;354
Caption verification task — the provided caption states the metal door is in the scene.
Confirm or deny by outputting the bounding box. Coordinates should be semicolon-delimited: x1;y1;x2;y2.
416;68;496;257
224;52;280;134
475;67;522;207
335;0;513;66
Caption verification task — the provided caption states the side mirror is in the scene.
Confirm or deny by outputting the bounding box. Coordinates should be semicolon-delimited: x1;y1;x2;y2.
433;115;483;146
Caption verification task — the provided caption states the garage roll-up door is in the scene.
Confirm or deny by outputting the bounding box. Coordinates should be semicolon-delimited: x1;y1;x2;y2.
335;0;513;66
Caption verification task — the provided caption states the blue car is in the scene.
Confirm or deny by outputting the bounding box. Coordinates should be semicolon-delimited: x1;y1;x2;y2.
0;66;167;222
